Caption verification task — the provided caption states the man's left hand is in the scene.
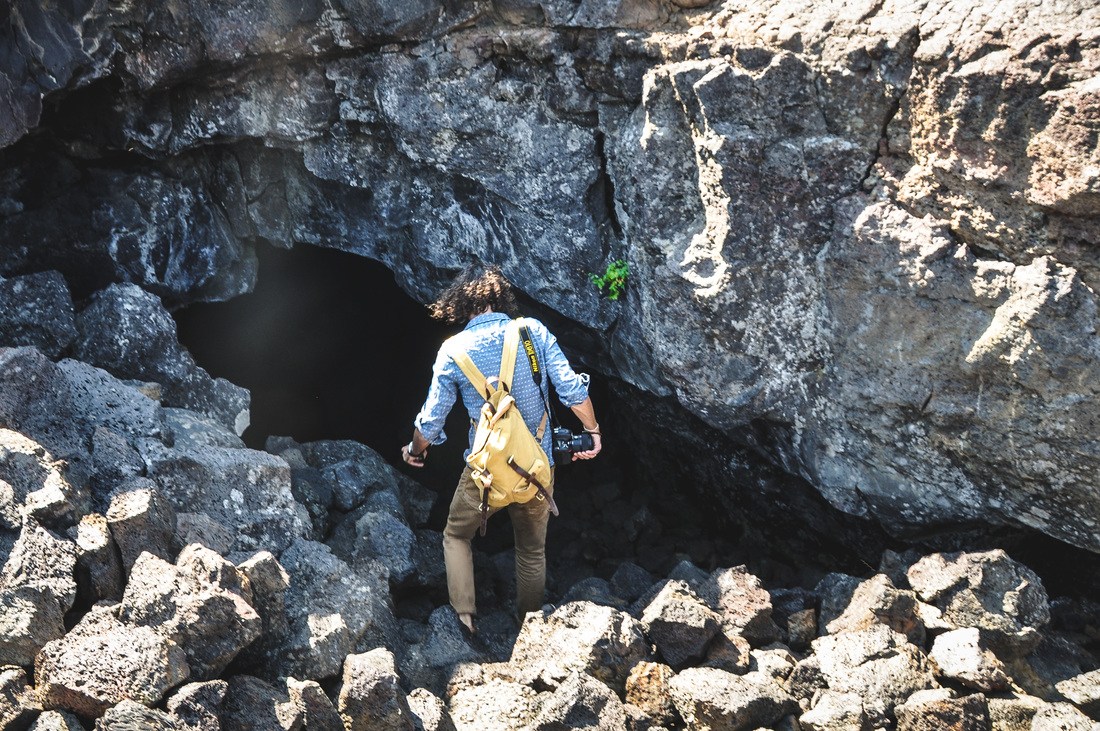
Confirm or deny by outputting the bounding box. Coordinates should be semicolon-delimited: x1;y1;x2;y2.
573;432;601;461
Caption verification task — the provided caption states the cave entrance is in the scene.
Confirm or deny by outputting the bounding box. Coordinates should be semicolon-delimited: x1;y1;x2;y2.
173;243;471;495
172;243;749;602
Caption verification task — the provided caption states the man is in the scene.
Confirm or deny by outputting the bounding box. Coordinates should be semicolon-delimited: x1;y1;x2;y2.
402;265;601;634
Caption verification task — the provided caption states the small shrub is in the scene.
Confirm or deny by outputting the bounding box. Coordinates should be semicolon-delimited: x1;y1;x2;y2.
589;259;629;301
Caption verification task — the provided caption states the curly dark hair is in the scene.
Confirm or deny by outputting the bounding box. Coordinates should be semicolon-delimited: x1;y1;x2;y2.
429;265;518;324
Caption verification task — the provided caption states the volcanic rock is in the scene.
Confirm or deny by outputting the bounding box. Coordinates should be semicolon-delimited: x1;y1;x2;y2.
509;601;648;693
165;680;227;731
812;625;936;725
337;648;416;731
74;283;249;432
894;692;991;731
668;667;798;731
0;271;77;359
930;628;1010;692
640;579;722;669
35;604;190;718
118;546;261;679
530;671;628;731
106;483;179;574
817;573;924;645
908;550;1050;658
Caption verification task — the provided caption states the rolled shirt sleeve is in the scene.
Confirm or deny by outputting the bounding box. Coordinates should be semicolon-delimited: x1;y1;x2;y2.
533;321;590;407
413;346;457;445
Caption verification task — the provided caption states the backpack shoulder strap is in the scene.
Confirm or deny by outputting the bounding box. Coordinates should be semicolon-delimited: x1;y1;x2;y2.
498;319;522;393
445;335;494;399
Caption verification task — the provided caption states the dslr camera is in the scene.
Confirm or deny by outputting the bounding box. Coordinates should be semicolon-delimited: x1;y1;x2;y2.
552;427;595;462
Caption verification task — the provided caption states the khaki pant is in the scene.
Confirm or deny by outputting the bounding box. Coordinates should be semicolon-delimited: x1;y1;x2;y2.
442;466;554;619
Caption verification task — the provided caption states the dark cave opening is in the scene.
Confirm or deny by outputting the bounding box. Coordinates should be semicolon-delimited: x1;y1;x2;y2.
171;243;622;500
169;243;750;604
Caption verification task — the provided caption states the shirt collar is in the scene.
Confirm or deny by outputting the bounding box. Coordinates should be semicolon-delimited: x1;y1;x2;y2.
465;312;511;330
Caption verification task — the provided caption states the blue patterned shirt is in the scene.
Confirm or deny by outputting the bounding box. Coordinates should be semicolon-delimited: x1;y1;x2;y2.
414;313;590;466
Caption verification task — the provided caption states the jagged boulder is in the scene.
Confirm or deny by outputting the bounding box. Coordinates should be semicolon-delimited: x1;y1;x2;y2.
284;677;343;731
908;550;1050;658
1004;631;1096;701
321;459;375;512
89;426;146;499
401;606;488;695
799;690;868;731
118;546;262;679
351;510;416;585
0;585;66;667
448;678;541;731
669;667;798;731
165;680;227;731
640;579;722;669
219;676;295;731
95;700;184;730
817;573;925;645
702;565;781;646
29;710;85;731
0;519;77;613
57;358;167;444
0;666;38;729
74;283;249;432
72;512;124;603
0;429;87;531
106;483;179;574
610;562;656;605
337;648;416;731
143;444;309;554
1031;702;1097;731
175;512;234;555
530;671;628;731
407;688;455;731
233;550;291;671
812;625;936;725
703;629;753;674
1056;669;1100;719
929;628;1010;692
0;348;88;472
987;694;1045;731
895;691;990;731
272;438;436;529
35;604;190;718
509;602;649;693
0;271;78;359
786;653;828;706
625;661;680;729
251;539;397;681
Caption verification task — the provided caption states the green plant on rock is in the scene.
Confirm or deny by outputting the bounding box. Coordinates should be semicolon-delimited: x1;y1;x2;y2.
589;259;629;301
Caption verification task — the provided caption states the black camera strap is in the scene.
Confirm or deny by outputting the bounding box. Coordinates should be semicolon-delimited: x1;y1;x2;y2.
518;321;559;431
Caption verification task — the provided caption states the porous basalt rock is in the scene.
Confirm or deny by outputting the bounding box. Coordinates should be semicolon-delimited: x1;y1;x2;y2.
907;550;1050;658
35;604;190;718
118;546;262;679
0;271;77;359
74;283;249;433
509;601;649;694
336;648;416;731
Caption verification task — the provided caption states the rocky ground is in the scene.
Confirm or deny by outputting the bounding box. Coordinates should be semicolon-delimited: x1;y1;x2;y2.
1;270;1099;730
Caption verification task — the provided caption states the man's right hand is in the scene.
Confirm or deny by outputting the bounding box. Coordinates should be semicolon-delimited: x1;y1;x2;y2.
402;442;427;467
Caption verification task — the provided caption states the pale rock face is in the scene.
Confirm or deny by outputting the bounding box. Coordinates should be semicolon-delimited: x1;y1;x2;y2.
929;628;1010;692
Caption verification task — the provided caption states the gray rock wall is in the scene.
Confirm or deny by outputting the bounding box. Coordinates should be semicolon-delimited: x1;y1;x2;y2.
0;0;1097;551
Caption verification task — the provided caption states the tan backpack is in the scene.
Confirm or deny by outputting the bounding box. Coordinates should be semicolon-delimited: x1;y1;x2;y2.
449;318;558;535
